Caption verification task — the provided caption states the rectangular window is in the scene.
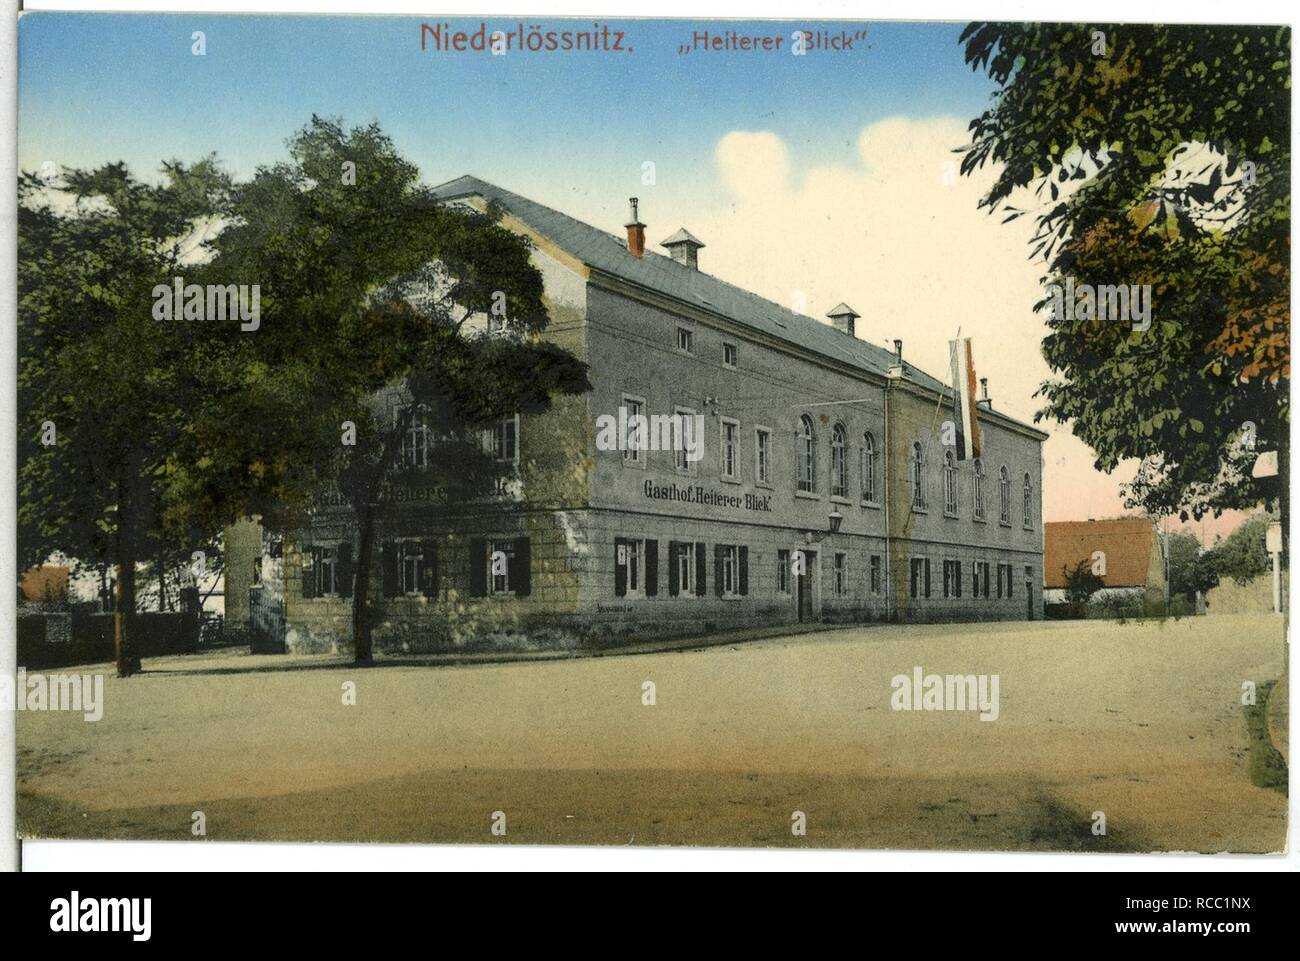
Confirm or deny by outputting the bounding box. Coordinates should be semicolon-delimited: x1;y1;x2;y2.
674;407;697;474
721;418;739;480
777;549;791;594
943;559;963;598
489;540;515;595
622;394;645;465
721;545;738;596
616;538;660;598
491;415;518;465
755;428;771;485
722;342;738;367
834;552;847;596
674;542;695;597
401;543;421;594
400;405;429;468
911;557;931;599
981;562;990;598
677;327;694;354
996;563;1005;599
869;555;882;594
318;546;337;596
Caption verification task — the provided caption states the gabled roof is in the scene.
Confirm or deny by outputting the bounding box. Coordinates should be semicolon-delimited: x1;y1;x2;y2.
826;302;860;319
430;175;1042;435
1044;518;1160;589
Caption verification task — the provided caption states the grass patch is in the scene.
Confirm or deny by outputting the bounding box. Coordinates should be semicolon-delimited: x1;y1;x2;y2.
1245;680;1288;793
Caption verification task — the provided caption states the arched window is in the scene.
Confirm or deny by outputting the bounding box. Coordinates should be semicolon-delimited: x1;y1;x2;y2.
910;442;926;510
1023;472;1033;528
831;423;848;498
999;466;1011;524
797;415;816;493
862;432;877;502
944;450;958;515
973;458;986;519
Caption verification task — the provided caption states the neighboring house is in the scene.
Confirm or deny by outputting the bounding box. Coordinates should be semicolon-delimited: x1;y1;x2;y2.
1043;518;1167;605
238;175;1048;652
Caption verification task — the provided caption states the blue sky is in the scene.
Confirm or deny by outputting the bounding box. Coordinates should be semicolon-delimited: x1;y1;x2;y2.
19;13;994;217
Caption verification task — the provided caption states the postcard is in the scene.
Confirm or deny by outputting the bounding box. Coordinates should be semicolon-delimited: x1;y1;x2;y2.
12;11;1290;856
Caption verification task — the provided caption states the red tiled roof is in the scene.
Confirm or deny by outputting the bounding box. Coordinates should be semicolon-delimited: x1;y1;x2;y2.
1044;518;1159;589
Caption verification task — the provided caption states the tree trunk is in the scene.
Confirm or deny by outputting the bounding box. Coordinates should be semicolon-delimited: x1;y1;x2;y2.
351;502;376;665
114;555;137;677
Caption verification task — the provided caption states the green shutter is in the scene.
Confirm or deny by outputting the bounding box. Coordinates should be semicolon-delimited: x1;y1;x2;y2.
468;538;488;597
645;540;658;597
338;542;353;598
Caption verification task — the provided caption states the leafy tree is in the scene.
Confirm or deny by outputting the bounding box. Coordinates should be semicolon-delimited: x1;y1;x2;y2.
17;159;233;676
211;117;590;663
1062;558;1105;610
1206;514;1275;585
960;24;1289;524
1167;530;1218;601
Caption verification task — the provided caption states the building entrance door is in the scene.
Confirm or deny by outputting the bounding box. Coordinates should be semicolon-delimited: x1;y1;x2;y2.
1025;569;1034;621
797;550;816;622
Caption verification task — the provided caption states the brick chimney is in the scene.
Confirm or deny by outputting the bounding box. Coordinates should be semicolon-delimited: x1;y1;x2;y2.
826;303;859;337
625;197;646;257
661;227;705;270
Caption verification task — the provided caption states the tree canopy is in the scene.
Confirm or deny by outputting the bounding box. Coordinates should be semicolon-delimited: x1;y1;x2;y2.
960;23;1290;521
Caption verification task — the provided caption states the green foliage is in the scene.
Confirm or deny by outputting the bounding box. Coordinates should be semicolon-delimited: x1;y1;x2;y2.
1062;558;1105;607
1167;531;1218;600
961;24;1290;521
207;116;591;661
17;158;233;575
1206;514;1275;584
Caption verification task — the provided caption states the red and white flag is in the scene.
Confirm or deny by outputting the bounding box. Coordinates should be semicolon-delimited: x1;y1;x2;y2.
949;337;981;460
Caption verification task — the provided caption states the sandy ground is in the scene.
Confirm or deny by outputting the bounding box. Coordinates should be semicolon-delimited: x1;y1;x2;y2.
16;614;1288;852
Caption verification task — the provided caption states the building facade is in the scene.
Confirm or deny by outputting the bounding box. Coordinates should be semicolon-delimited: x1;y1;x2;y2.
252;176;1047;653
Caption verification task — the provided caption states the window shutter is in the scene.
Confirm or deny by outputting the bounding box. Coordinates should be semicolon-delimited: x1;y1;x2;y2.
924;559;932;598
302;545;317;598
668;541;680;597
614;538;627;597
469;538;487;597
910;560;918;598
512;537;531;597
644;540;658;597
382;542;399;598
420;540;438;599
1006;566;1013;598
738;546;749;596
714;544;725;596
695;542;706;597
338;542;353;598
954;561;962;598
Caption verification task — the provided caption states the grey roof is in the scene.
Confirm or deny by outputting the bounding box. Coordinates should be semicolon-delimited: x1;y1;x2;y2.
431;175;1038;434
661;227;705;249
